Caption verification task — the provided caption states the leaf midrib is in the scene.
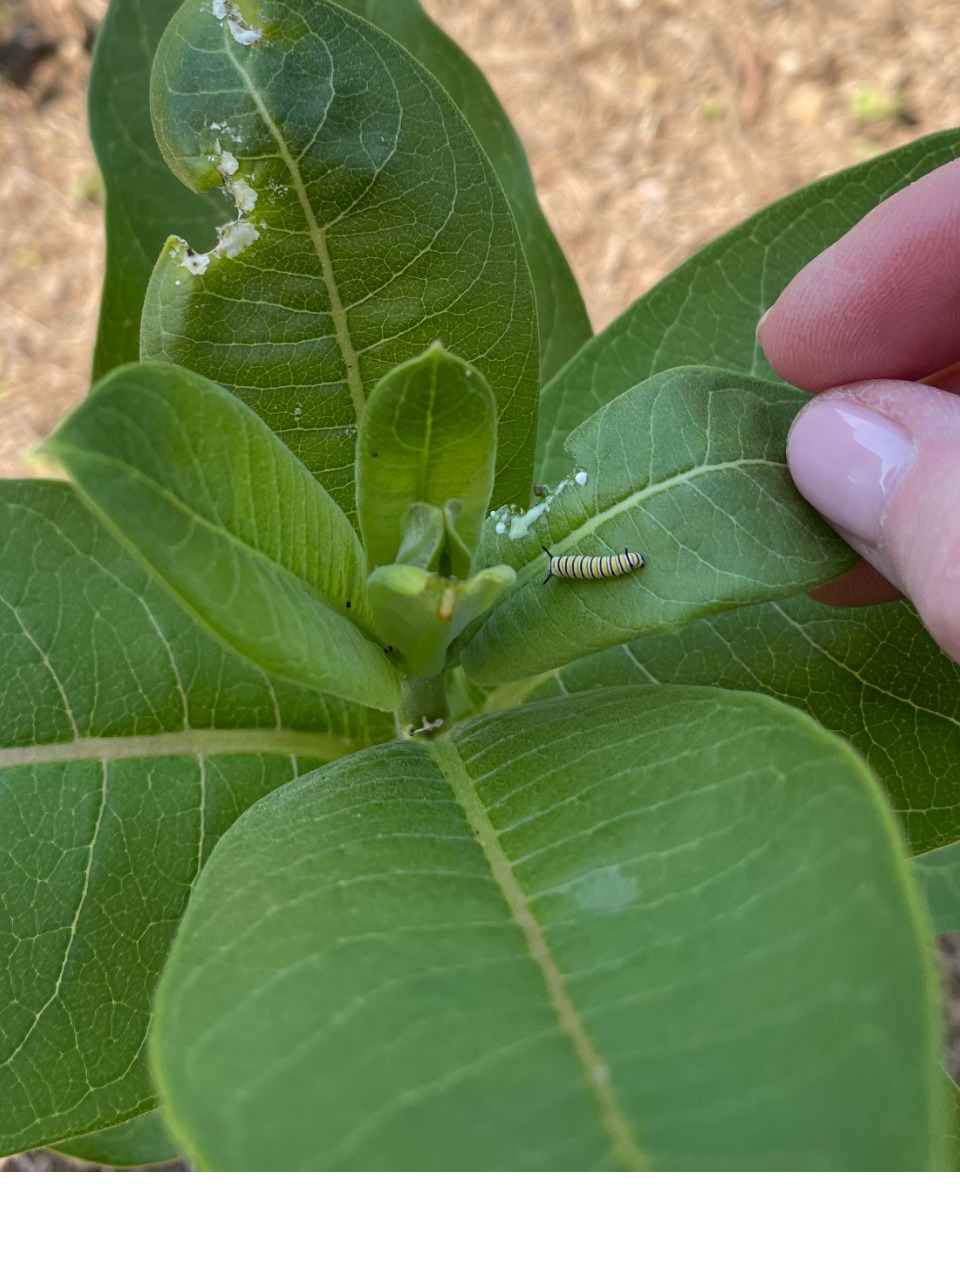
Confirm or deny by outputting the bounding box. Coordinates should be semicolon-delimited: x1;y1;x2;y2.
0;728;360;768
224;41;367;425
508;455;787;594
429;734;650;1171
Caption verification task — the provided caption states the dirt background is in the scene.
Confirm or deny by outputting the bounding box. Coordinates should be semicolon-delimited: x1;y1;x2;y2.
5;0;960;473
1;0;959;1168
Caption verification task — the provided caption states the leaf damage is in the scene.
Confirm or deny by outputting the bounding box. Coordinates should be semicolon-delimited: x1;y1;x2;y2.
212;0;263;47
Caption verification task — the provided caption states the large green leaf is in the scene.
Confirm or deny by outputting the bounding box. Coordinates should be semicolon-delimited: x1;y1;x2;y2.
43;364;400;712
911;843;960;933
0;480;391;1156
53;1109;181;1168
537;130;960;483
945;1073;960;1172
89;0;225;378
332;0;592;381
142;0;539;518
152;687;943;1171
526;595;960;857
460;368;853;685
357;345;497;577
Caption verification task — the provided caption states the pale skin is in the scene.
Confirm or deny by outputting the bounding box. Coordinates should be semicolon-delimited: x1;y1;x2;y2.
758;155;960;663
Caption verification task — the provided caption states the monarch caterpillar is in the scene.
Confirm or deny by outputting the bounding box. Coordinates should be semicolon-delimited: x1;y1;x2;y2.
542;546;645;583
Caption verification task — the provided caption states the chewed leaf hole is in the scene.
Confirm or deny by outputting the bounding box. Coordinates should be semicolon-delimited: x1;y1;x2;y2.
212;0;263;47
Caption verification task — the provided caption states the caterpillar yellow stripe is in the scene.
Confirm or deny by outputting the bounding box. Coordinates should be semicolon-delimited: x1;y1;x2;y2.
542;546;645;582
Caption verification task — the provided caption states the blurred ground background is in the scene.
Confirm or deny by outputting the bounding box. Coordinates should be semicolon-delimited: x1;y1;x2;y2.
1;0;959;1168
5;0;960;474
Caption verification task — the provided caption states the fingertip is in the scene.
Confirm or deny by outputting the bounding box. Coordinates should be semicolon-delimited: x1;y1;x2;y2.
786;380;960;667
786;395;915;546
757;158;960;390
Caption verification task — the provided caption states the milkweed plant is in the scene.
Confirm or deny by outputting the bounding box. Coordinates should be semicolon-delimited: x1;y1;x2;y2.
2;0;959;1172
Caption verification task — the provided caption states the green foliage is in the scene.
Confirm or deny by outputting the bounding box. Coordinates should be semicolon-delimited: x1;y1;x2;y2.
151;689;943;1171
850;86;908;126
331;0;592;382
89;0;587;389
462;369;853;684
3;0;957;1169
524;595;960;856
89;0;224;377
357;346;497;579
946;1073;960;1172
54;1109;181;1168
537;128;960;483
43;364;400;711
368;562;514;681
911;843;960;932
0;481;389;1156
142;0;539;520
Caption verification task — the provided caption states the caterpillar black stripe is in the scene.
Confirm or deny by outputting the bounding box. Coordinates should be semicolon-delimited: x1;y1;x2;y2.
542;546;645;583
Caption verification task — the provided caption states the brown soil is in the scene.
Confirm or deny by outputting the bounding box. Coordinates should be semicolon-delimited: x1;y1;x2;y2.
1;0;959;1170
4;0;960;474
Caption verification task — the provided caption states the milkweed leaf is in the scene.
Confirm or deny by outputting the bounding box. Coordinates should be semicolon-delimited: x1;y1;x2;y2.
461;367;853;685
333;0;592;381
43;364;400;712
537;129;960;484
151;688;944;1171
527;594;960;857
357;346;497;578
0;480;391;1156
142;0;539;519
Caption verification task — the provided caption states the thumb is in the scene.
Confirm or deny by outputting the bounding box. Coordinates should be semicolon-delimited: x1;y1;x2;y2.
787;381;960;662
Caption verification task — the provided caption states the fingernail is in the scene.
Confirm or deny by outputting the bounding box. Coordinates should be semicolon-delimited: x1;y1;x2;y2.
787;399;916;545
756;306;772;340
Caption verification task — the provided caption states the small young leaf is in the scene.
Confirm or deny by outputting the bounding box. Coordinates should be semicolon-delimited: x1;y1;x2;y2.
538;130;960;483
43;364;400;712
461;368;853;685
368;562;515;677
396;503;447;571
911;842;960;933
357;346;497;577
53;1110;181;1168
143;0;539;519
531;594;960;856
0;481;391;1157
89;0;225;377
151;687;944;1171
333;0;592;381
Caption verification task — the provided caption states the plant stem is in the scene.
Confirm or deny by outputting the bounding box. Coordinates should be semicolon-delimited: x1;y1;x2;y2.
398;673;450;740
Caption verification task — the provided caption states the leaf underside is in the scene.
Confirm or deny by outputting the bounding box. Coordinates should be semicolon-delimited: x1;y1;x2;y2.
911;842;960;933
53;1108;181;1168
46;363;400;712
0;480;390;1156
